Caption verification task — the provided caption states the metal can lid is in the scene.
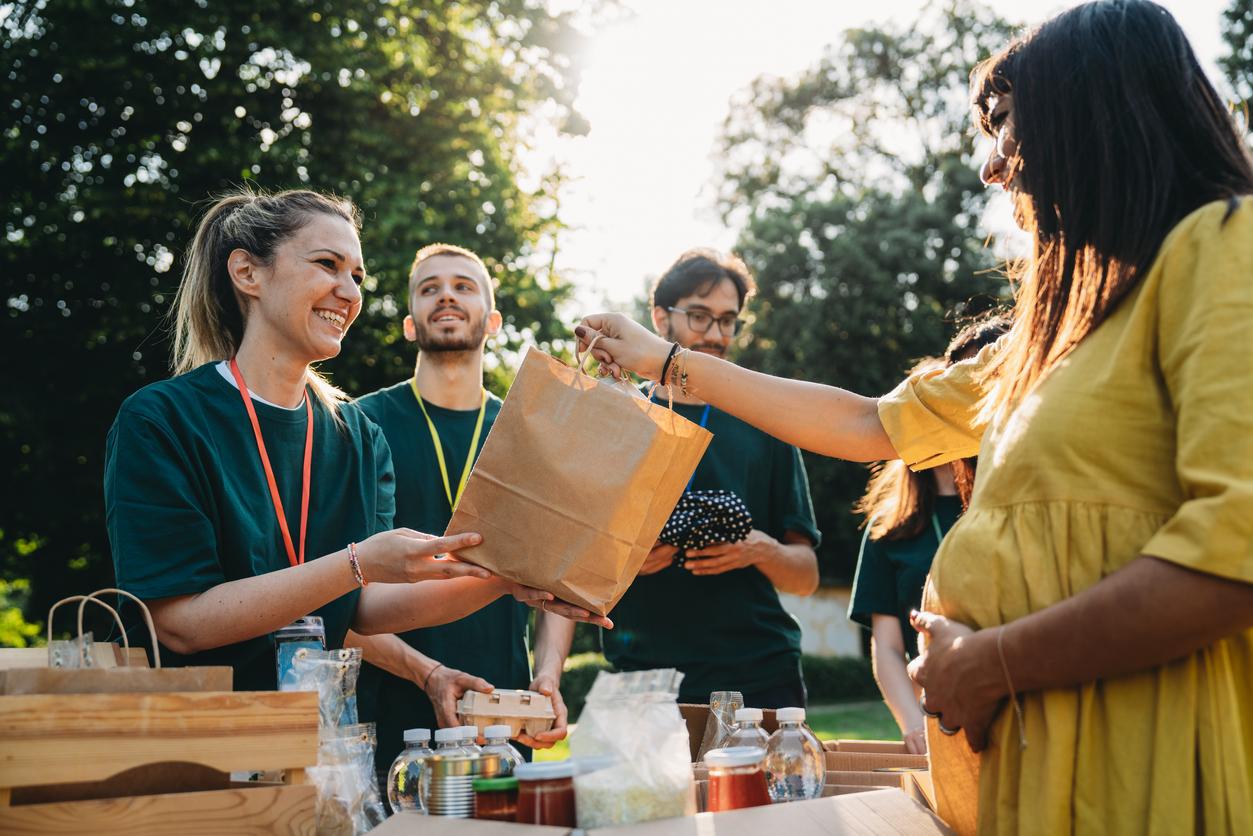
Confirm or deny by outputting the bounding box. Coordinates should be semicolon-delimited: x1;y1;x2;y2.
705;746;768;768
514;760;576;780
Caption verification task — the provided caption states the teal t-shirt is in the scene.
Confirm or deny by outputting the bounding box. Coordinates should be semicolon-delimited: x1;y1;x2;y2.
847;494;962;657
602;401;821;703
104;363;396;691
355;380;529;771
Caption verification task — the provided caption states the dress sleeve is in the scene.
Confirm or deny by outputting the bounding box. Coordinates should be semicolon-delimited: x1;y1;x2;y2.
770;442;821;547
369;418;397;534
104;406;224;599
848;530;895;628
1140;198;1253;584
876;338;1001;470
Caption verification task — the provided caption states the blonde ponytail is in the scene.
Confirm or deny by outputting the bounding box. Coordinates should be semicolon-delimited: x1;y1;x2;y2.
169;186;362;422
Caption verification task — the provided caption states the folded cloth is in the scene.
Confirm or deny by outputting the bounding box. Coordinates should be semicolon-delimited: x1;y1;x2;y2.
658;490;753;566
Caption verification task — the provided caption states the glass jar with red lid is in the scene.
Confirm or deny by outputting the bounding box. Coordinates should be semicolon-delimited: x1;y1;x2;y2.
705;746;771;812
514;760;577;826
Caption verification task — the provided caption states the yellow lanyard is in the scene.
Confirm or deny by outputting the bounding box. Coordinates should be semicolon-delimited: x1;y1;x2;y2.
409;379;488;511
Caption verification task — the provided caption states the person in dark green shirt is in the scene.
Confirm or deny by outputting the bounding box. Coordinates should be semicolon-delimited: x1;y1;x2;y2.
350;244;577;775
104;189;595;691
603;250;821;707
848;317;1008;754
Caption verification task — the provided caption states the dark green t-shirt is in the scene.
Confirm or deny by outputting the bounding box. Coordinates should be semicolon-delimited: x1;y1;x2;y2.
602;401;821;703
355;380;529;771
847;494;962;657
104;362;395;691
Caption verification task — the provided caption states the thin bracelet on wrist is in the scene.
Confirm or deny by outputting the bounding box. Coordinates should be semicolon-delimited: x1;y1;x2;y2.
347;542;367;587
997;625;1028;750
659;342;680;385
421;662;444;690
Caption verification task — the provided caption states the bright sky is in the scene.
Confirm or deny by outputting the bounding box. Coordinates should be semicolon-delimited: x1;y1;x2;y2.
549;0;1232;307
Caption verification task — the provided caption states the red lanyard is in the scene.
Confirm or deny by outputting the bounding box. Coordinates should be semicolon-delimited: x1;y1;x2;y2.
229;357;312;568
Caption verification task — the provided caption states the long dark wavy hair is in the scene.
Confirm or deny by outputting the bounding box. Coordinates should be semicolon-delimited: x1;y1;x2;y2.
857;316;1010;540
970;0;1253;416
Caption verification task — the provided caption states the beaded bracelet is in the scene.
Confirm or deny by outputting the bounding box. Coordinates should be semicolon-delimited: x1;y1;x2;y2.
347;542;367;587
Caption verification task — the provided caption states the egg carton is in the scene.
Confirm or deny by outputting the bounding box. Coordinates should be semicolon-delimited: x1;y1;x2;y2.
456;688;556;738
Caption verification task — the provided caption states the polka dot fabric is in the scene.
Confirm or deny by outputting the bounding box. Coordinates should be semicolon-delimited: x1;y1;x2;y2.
659;489;753;563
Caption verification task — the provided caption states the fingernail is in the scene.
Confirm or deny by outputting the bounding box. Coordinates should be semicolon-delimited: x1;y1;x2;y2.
910;609;920;620
575;326;587;338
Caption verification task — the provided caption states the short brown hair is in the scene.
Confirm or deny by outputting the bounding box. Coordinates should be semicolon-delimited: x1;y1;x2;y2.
408;243;494;307
650;249;755;312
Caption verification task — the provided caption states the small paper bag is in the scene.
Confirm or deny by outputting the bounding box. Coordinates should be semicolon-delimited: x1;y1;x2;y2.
445;346;711;615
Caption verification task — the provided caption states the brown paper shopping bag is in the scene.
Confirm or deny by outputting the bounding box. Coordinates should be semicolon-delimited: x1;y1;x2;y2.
445;345;712;615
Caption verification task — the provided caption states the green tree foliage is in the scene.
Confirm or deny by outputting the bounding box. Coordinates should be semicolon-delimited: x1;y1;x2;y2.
1223;0;1253;115
713;2;1016;582
1;0;591;631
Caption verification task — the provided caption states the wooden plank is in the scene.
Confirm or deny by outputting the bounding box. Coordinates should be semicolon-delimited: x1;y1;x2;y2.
11;762;228;805
0;645;147;671
578;789;952;835
826;740;909;755
0;691;318;787
825;751;928;772
0;784;315;835
0;666;230;695
825;770;907;788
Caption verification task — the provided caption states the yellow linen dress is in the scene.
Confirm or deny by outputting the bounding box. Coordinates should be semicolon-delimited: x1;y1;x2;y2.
877;198;1253;836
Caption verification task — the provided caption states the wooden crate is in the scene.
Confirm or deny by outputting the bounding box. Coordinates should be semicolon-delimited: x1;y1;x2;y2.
0;689;320;835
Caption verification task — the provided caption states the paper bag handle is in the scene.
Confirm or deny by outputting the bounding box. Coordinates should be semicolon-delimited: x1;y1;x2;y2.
47;588;162;668
574;334;606;378
47;595;127;666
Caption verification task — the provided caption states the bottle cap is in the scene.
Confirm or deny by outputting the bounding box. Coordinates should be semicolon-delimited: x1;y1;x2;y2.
776;707;806;723
434;727;461;743
403;728;432;743
734;708;763;723
514;760;576;780
274;615;326;641
705;746;767;768
484;724;512;739
460;725;480;739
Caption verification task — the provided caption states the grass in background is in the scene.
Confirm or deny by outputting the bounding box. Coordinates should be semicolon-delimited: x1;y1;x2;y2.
534;700;898;762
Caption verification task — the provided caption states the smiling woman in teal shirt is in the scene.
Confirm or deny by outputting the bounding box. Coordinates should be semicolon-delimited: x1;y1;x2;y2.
104;188;571;687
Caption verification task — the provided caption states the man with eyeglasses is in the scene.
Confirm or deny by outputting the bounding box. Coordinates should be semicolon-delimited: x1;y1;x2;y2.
602;249;821;709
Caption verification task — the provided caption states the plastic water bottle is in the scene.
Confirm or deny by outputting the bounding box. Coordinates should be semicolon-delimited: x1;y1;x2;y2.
458;725;483;755
387;728;434;814
481;724;524;775
434;726;470;754
726;707;771;749
764;707;825;802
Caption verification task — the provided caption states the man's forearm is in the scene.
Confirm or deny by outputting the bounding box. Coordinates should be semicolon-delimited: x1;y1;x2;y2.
354;576;507;635
756;535;819;596
532;610;575;681
344;630;439;684
970;556;1253;701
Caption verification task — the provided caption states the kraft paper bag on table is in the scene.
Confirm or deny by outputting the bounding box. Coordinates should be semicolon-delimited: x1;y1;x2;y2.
444;344;712;616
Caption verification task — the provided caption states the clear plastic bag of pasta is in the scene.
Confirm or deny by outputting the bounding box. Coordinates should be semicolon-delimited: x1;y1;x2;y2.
569;668;695;828
280;646;363;727
308;722;388;836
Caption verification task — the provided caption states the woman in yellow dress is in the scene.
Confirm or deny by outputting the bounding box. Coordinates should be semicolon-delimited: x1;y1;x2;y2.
574;2;1253;833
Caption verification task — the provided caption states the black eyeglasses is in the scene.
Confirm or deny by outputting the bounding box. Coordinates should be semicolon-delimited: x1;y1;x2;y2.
667;306;746;337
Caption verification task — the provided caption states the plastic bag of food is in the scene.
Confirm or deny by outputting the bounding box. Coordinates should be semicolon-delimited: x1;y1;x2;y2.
569;668;695;828
308;722;388;836
280;646;363;727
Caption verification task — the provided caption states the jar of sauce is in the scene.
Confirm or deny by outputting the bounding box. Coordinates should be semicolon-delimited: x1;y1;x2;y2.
706;746;771;812
515;761;577;826
473;776;519;821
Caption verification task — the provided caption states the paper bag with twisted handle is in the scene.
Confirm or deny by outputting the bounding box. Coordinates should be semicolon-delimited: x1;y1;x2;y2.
444;345;711;615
